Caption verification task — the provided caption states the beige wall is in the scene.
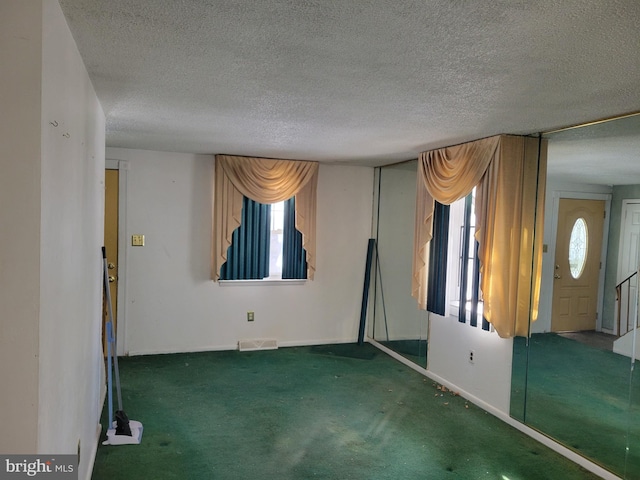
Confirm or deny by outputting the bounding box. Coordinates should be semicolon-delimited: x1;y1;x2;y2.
106;148;374;355
0;0;44;453
39;2;106;479
0;3;106;480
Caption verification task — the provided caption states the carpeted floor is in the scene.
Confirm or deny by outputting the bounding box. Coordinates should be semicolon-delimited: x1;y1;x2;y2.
378;339;427;367
557;331;616;351
92;343;600;479
512;333;639;479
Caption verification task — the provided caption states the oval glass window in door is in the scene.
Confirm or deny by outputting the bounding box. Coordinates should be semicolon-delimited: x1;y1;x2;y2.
568;217;588;279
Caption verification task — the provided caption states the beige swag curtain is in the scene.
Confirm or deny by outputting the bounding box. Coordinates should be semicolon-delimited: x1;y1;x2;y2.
413;135;547;338
213;154;319;281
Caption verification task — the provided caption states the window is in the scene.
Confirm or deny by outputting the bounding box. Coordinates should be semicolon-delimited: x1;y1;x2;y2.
569;217;588;279
269;201;285;278
213;154;318;282
219;196;307;281
426;201;449;315
446;189;489;330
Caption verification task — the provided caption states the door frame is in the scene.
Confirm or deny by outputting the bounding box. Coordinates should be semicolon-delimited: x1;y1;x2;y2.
106;158;129;355
546;191;612;333
616;199;640;284
615;199;640;336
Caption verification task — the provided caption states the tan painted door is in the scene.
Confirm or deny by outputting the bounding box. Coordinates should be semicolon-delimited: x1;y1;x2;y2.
103;169;119;353
551;198;605;332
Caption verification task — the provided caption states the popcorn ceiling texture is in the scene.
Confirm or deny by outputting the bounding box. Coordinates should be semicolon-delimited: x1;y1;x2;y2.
59;0;640;171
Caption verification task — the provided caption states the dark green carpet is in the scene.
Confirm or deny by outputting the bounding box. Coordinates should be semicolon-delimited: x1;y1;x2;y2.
512;333;639;478
93;343;599;479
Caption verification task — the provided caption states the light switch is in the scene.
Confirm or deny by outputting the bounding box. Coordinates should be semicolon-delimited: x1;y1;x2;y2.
132;234;145;246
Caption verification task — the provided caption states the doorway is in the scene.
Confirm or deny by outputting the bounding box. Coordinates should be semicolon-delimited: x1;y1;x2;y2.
551;198;605;332
103;169;119;353
616;200;640;336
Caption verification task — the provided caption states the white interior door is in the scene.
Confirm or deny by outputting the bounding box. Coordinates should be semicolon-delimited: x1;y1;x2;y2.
616;200;640;335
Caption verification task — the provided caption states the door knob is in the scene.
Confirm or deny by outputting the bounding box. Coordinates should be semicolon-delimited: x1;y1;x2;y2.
108;262;116;270
554;273;561;279
108;276;116;283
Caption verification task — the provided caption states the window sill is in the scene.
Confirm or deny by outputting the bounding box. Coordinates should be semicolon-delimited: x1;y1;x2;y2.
218;279;306;287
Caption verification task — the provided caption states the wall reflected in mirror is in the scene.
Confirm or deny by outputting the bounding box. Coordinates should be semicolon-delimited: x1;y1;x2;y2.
369;160;428;368
510;113;640;478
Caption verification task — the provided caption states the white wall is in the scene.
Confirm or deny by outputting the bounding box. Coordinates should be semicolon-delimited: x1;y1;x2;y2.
38;3;106;479
373;161;427;341
0;3;105;479
106;148;374;354
0;0;43;453
428;314;514;413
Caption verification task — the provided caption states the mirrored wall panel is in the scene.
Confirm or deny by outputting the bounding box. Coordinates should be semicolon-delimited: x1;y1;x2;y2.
510;114;640;478
369;160;429;367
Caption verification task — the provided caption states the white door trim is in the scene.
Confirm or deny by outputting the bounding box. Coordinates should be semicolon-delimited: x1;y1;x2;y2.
616;199;640;283
615;199;640;336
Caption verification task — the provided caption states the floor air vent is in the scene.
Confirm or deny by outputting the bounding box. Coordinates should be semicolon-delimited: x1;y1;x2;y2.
238;338;278;352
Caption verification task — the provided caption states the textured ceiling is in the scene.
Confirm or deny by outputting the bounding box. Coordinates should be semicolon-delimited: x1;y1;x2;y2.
546;114;640;186
58;0;640;183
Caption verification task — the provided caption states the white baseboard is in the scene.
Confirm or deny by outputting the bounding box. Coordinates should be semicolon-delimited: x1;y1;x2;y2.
277;338;354;348
127;339;356;356
84;423;102;480
86;375;108;480
127;344;238;356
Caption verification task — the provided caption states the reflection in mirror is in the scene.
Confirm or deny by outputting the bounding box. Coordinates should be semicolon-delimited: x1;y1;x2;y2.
369;160;428;367
510;335;529;423
625;312;639;478
510;113;640;478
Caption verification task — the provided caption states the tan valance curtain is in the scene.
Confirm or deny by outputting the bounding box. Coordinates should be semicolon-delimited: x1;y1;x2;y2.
413;136;500;309
212;154;319;281
413;135;547;338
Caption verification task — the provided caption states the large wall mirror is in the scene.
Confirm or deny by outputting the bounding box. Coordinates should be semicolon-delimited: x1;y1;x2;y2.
511;113;640;479
369;160;429;368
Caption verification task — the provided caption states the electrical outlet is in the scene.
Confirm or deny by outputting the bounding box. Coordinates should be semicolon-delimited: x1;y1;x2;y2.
469;350;475;364
247;311;254;322
131;234;145;246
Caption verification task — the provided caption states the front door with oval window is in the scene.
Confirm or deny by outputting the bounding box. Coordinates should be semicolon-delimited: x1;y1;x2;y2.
551;198;605;332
